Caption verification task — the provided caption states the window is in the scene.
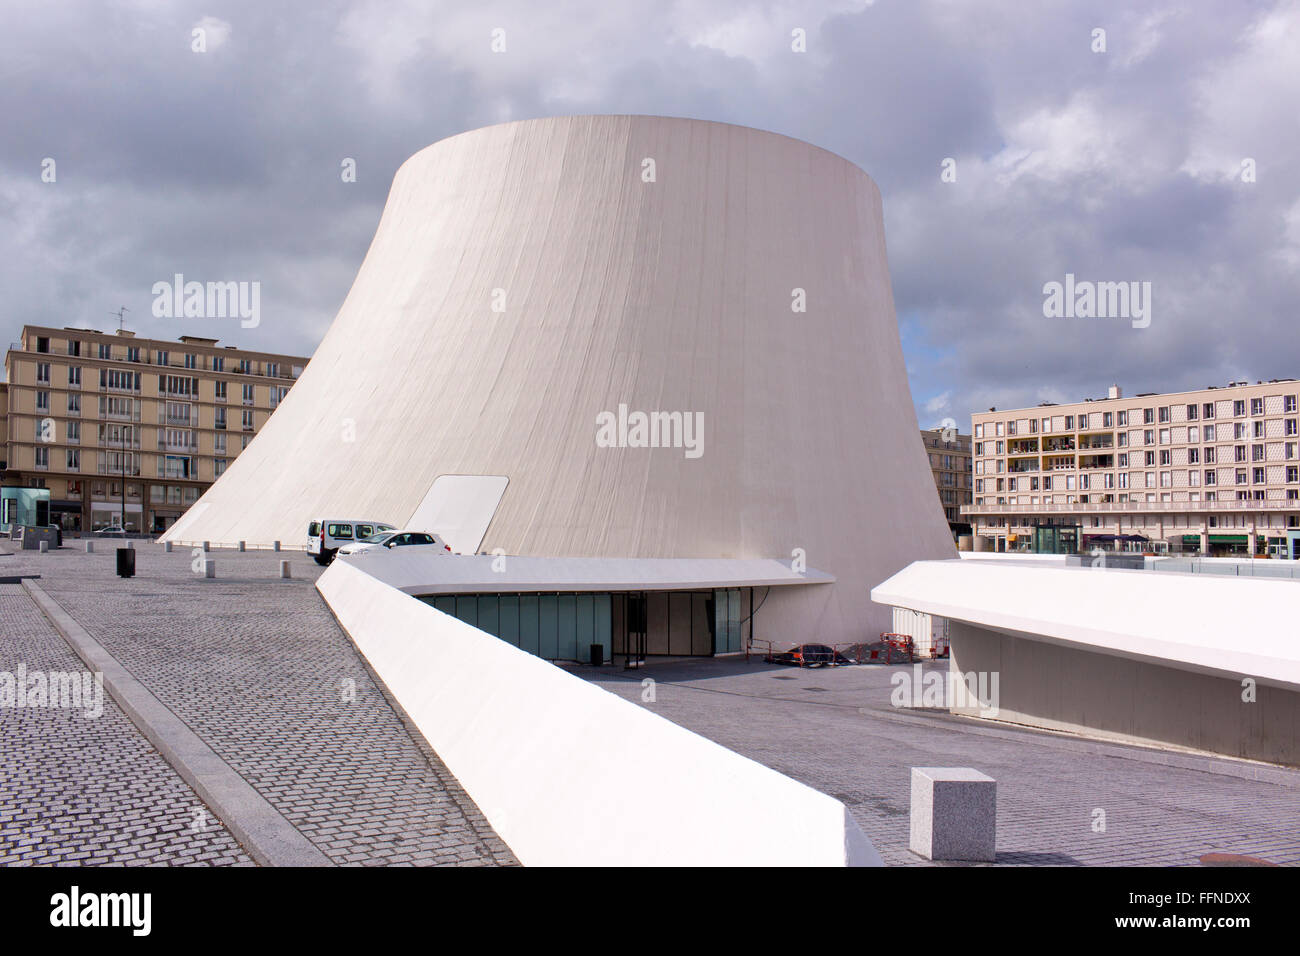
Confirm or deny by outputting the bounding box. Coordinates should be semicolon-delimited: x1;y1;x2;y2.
1234;400;1246;416
1145;451;1155;466
1252;444;1265;461
1159;428;1170;444
214;458;228;477
1158;406;1170;423
242;383;254;405
1234;422;1247;439
215;380;227;400
270;386;289;408
1118;433;1128;447
1205;470;1216;485
1253;467;1265;484
1251;398;1264;416
1144;430;1154;445
67;340;80;356
1117;411;1128;426
238;359;251;374
1188;426;1199;443
1254;420;1264;438
127;347;139;362
1287;395;1298;413
1204;424;1215;441
36;390;49;411
214;432;226;452
1205;446;1216;464
242;409;254;431
1118;453;1129;467
1203;403;1215;419
98;343;111;360
1288;466;1299;483
66;449;79;471
1287;419;1298;436
1103;412;1113;427
101;369;140;390
213;356;224;372
1186;404;1198;421
67;393;80;414
1188;448;1199;464
1160;450;1171;466
185;353;197;369
1236;469;1247;485
1143;408;1154;424
1288;443;1298;460
267;363;279;378
35;447;49;469
36;362;50;383
214;407;227;430
35;336;49;353
1235;445;1247;462
1064;416;1074;430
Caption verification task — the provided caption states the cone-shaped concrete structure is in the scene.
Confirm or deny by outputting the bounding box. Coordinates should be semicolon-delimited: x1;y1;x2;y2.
163;115;954;641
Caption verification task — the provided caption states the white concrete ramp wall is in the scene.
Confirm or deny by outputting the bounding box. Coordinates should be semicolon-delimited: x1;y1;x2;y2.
318;560;881;867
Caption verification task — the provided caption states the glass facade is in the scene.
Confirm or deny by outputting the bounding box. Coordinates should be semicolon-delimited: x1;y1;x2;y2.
420;588;752;663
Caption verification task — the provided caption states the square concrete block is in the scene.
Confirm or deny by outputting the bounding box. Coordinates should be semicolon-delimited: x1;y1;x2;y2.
910;767;996;862
38;541;48;553
204;560;216;579
84;540;93;553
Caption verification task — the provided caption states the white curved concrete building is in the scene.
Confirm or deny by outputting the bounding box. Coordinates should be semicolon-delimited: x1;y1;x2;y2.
164;115;954;645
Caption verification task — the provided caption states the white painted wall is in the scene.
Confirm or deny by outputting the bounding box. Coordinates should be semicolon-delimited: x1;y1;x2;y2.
318;559;881;867
161;115;955;642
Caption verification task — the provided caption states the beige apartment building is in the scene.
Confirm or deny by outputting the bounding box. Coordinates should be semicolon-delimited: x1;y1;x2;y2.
920;427;973;537
2;325;308;534
965;382;1300;557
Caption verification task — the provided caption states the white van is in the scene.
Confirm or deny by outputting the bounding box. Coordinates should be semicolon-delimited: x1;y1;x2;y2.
307;519;396;565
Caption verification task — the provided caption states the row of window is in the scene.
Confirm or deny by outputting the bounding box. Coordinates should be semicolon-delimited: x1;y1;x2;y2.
977;420;1300;458
32;448;230;479
979;465;1300;495
34;387;280;418
975;395;1300;439
979;441;1300;472
32;336;297;378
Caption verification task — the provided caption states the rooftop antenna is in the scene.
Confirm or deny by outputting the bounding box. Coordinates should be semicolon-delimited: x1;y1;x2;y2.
110;306;129;332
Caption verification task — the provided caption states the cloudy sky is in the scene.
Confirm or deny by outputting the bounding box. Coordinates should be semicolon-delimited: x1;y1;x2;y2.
3;0;1298;429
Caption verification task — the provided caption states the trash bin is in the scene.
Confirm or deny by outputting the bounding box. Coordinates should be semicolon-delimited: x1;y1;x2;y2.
589;644;604;667
116;547;135;578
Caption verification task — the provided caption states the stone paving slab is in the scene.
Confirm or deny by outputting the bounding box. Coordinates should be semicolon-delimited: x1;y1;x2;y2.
579;657;1300;866
1;544;515;867
0;584;252;866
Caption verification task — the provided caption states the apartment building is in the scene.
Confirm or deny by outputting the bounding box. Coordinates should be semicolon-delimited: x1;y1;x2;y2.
2;325;308;533
965;382;1300;557
920;428;973;537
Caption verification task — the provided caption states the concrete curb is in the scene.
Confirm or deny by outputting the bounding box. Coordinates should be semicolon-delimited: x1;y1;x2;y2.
23;579;332;867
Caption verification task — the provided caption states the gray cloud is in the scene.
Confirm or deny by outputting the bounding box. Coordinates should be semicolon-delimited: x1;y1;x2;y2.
2;0;1297;432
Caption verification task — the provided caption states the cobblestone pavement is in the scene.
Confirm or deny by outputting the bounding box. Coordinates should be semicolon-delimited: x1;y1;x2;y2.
581;657;1300;866
0;584;251;866
0;544;514;867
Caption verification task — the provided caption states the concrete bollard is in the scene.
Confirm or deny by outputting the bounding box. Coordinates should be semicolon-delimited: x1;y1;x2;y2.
238;540;246;552
910;767;996;862
85;540;94;553
279;560;291;579
39;541;49;553
273;540;281;552
127;540;135;549
204;559;216;579
202;541;210;552
163;541;173;553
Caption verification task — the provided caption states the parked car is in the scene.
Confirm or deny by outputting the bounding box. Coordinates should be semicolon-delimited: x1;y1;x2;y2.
766;643;854;668
337;529;452;557
94;525;126;536
307;519;396;565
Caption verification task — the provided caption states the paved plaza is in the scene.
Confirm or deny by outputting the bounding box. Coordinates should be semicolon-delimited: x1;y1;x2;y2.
0;542;514;867
581;657;1300;866
2;538;1297;867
